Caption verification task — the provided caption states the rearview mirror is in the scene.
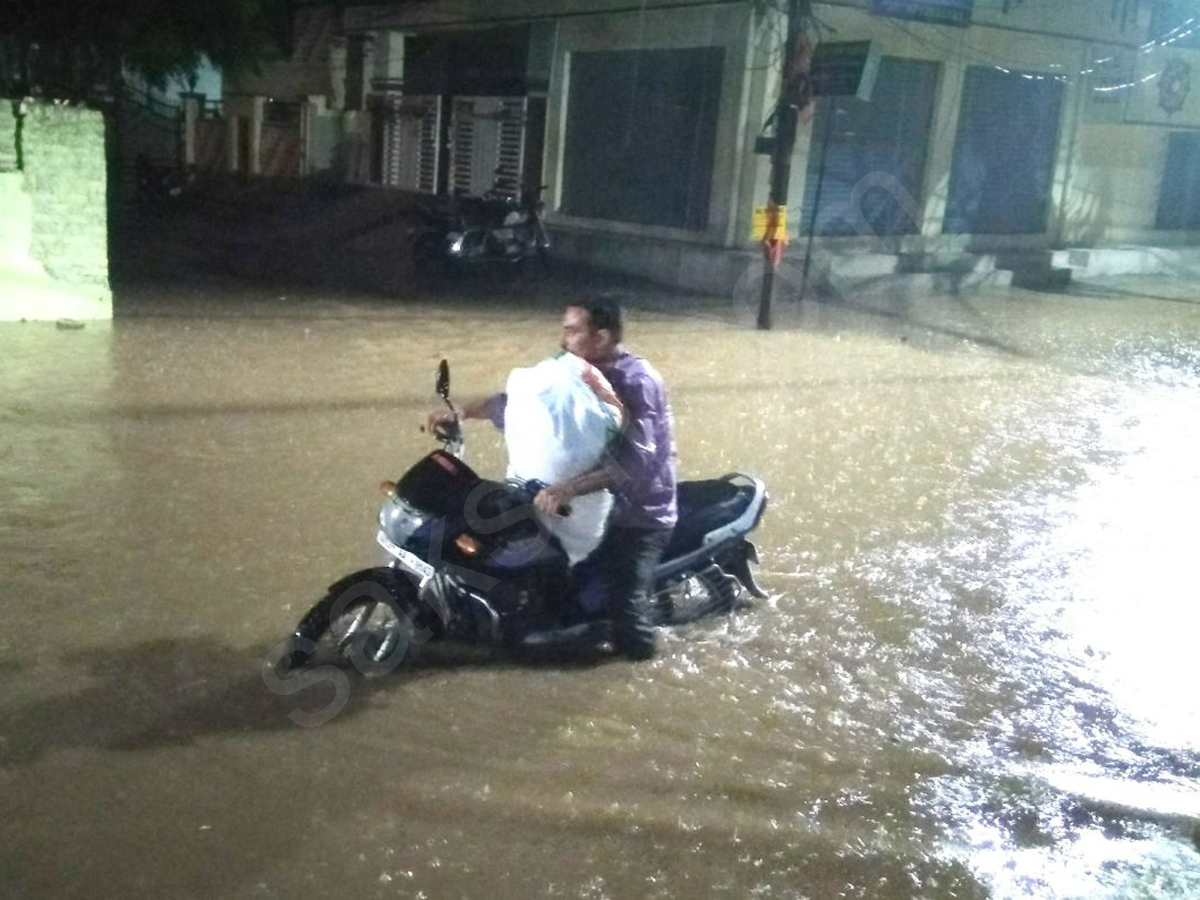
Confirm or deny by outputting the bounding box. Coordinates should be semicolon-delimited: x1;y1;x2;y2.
436;359;451;402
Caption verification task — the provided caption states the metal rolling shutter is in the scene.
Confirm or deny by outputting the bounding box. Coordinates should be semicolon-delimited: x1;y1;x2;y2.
800;56;939;236
561;47;724;230
1156;132;1200;229
944;65;1065;234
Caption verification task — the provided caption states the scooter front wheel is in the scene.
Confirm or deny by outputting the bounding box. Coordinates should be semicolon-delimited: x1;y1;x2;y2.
519;246;552;280
275;569;429;679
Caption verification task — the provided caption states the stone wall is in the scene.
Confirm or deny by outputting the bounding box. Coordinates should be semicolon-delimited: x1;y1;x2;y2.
22;104;110;287
0;102;18;171
0;100;111;321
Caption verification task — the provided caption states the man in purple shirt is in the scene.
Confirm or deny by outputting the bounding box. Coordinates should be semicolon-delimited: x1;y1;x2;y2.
433;298;677;659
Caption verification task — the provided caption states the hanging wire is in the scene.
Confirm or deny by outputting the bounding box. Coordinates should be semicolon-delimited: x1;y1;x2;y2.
1093;68;1162;91
751;0;1196;124
885;11;1199;93
750;0;1200;88
745;0;792;73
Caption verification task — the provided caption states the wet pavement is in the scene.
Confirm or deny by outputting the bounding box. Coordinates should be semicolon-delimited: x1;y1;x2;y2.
2;272;1199;898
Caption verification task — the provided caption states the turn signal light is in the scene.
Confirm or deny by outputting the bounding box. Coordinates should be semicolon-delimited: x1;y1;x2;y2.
380;480;397;498
454;533;482;557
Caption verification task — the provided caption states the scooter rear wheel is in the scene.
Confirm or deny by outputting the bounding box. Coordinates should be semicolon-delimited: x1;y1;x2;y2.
412;234;450;281
653;567;741;627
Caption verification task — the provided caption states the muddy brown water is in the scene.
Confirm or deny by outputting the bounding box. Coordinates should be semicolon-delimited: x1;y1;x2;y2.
2;277;1199;899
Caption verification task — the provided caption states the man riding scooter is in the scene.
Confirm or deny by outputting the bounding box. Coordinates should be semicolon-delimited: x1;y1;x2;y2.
428;298;677;659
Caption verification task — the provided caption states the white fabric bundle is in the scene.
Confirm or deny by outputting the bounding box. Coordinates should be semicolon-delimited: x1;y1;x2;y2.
504;353;623;564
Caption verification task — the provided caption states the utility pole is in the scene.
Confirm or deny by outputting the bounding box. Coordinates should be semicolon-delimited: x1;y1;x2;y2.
757;0;813;331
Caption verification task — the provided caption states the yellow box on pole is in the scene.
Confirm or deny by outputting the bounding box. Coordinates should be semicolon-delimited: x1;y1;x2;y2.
752;206;788;241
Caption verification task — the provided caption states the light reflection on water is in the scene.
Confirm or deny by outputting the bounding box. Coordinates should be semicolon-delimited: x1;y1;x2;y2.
904;359;1200;898
1;282;1199;898
1048;381;1200;754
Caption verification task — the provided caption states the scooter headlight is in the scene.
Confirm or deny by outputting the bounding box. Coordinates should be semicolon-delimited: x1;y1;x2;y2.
379;496;428;546
447;232;465;256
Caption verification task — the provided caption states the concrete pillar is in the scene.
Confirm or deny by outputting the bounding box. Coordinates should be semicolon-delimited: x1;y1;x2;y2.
344;111;372;184
919;56;967;240
181;94;201;167
249;96;265;175
299;101;310;176
1049;45;1090;248
329;36;348;111
300;96;325;175
372;30;407;93
361;34;378;104
227;114;240;172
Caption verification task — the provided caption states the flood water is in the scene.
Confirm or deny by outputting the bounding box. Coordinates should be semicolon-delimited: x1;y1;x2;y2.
3;276;1199;899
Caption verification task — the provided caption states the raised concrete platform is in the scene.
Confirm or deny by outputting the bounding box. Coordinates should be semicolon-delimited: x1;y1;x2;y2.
1052;245;1200;279
548;227;1014;302
0;269;112;322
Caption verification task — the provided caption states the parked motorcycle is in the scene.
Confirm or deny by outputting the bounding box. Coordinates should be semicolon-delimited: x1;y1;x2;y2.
273;360;768;677
135;155;195;208
412;186;551;276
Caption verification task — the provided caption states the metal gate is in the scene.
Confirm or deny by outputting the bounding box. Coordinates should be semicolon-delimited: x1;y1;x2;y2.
449;96;528;200
116;85;182;169
377;95;441;193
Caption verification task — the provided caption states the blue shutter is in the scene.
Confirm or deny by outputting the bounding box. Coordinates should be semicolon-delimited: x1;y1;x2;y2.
944;66;1065;235
1156;132;1200;230
800;57;939;237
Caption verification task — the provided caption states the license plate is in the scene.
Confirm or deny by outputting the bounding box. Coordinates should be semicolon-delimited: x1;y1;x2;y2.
376;530;435;581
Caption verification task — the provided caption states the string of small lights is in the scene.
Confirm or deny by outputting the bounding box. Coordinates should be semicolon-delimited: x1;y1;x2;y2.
883;10;1198;93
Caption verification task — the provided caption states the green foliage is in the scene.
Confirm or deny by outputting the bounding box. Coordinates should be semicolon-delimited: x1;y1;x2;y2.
0;0;292;98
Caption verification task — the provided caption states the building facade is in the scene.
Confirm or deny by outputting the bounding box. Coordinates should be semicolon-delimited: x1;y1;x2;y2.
223;0;1200;292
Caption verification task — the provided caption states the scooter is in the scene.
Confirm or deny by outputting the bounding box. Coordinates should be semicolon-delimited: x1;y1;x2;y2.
135;156;195;208
273;360;768;676
412;185;551;275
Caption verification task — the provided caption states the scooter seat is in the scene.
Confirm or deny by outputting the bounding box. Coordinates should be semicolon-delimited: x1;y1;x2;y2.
665;479;754;558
